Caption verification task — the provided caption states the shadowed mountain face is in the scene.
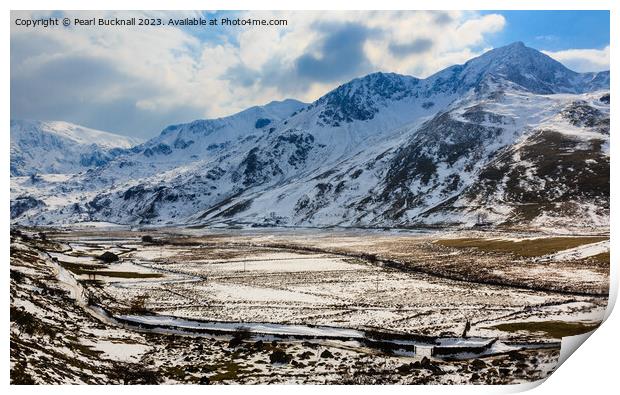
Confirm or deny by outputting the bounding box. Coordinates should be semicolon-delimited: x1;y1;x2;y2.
10;42;610;230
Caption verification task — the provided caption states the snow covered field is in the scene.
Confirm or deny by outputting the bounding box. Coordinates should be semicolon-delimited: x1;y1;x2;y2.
11;227;608;384
48;228;608;341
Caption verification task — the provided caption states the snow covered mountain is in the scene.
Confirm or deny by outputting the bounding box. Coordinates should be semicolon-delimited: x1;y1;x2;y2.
10;42;610;230
10;120;141;176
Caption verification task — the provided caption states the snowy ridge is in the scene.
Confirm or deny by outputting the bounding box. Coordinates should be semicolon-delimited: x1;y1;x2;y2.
11;120;142;176
10;42;610;230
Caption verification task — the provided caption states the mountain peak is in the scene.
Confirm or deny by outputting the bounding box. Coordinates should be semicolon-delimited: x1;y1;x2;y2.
351;71;419;87
506;41;525;48
305;72;420;126
447;42;591;94
467;41;565;70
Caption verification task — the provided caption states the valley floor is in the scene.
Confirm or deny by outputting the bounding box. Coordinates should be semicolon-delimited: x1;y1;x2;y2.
10;226;609;384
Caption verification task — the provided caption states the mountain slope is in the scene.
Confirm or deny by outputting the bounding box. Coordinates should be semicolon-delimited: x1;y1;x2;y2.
72;99;308;187
10;43;610;230
10;120;141;176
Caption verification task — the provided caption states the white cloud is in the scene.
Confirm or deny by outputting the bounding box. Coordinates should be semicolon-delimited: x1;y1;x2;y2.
542;46;610;73
11;10;510;138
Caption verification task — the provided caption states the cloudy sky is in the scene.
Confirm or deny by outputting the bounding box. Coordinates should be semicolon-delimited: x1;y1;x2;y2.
11;10;610;139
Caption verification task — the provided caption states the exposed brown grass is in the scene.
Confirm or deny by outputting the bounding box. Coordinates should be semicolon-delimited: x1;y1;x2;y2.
59;261;163;279
490;320;601;338
435;237;607;257
587;251;610;265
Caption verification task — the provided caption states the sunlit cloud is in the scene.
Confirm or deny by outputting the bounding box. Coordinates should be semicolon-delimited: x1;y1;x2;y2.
542;46;610;73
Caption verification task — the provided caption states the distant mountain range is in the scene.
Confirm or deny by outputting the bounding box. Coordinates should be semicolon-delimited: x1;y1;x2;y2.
10;42;610;230
11;120;141;176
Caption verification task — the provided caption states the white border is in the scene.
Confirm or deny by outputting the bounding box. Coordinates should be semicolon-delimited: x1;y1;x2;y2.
2;1;617;394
